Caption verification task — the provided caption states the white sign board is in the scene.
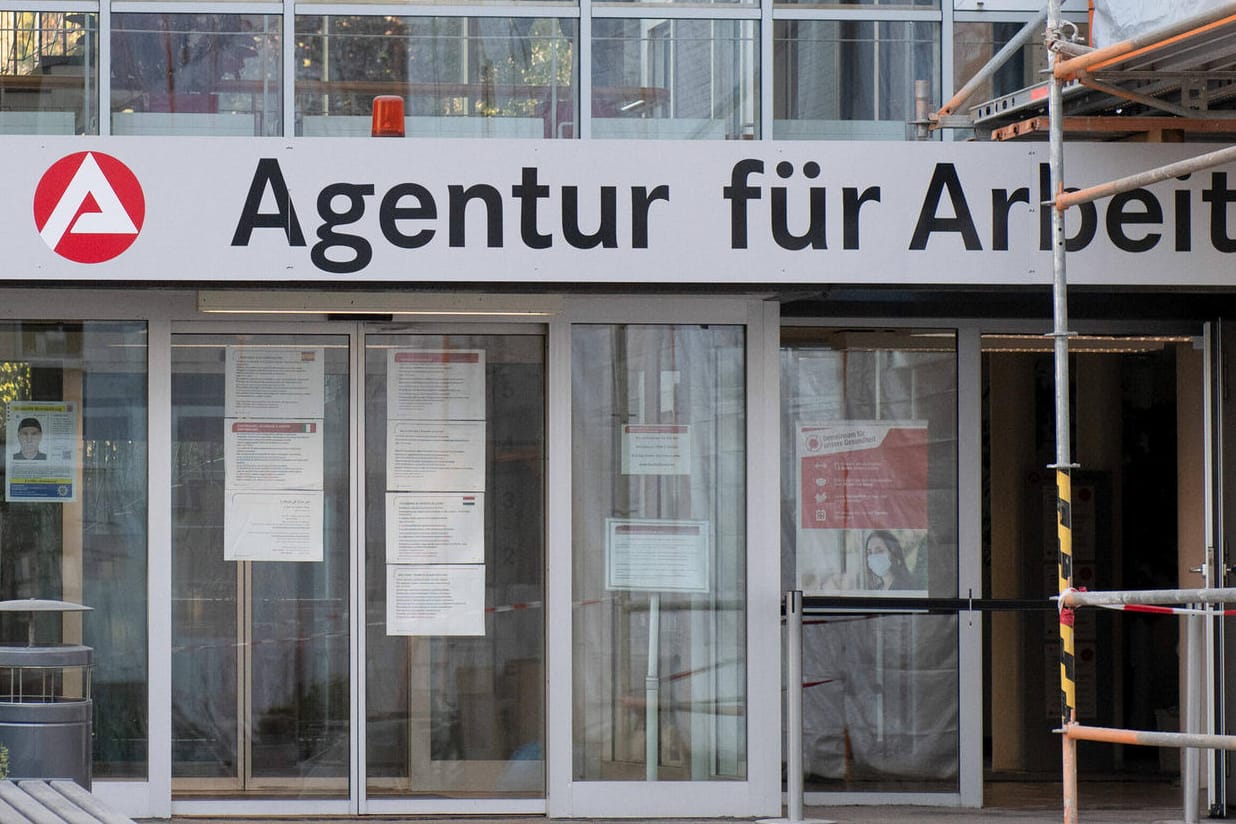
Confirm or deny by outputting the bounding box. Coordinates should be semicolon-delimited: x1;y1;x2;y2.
12;137;1236;287
225;490;324;562
386;563;486;636
605;518;711;594
225;421;324;491
386;419;485;492
385;492;484;564
226;346;325;420
387;349;486;421
621;424;691;475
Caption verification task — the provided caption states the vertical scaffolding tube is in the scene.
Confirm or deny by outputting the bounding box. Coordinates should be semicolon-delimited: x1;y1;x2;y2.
1046;1;1078;823
1186;608;1203;824
786;590;804;822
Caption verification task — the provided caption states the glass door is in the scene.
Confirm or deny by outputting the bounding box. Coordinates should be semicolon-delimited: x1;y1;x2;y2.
170;322;548;806
363;328;546;799
570;323;748;782
170;333;351;797
780;327;960;796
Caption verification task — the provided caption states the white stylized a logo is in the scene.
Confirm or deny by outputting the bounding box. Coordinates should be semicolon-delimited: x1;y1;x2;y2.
38;152;139;250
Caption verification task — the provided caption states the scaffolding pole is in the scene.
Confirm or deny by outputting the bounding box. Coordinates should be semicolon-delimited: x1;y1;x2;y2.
1046;3;1078;824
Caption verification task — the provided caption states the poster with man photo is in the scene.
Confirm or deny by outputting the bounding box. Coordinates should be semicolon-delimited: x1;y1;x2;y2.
794;421;929;595
6;401;78;502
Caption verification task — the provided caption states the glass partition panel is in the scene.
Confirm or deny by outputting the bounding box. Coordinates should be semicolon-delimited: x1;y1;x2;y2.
572;324;746;781
0;12;98;134
773;20;939;140
111;13;281;136
296;16;577;139
780;327;957;792
364;331;545;797
592;19;757;139
775;0;938;6
171;335;350;797
0;322;148;778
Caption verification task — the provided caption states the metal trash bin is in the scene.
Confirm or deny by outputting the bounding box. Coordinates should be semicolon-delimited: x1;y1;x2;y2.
0;599;93;789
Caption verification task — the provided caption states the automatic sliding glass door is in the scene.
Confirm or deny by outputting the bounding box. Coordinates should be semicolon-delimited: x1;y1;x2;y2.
364;329;546;799
169;323;548;804
170;333;351;797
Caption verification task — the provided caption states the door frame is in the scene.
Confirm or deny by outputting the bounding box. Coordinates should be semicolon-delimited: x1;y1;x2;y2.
165;314;556;818
545;296;782;818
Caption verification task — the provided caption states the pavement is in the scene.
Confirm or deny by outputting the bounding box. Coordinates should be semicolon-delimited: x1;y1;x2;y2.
146;781;1195;824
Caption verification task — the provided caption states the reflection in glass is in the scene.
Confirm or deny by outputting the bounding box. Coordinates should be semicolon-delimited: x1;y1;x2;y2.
171;336;349;797
111;14;281;136
364;333;545;797
802;614;958;790
0;322;148;778
773;20;939;140
296;16;576;138
779;327;957;791
953;20;1088;125
572;324;746;781
0;12;98;134
592;20;757;139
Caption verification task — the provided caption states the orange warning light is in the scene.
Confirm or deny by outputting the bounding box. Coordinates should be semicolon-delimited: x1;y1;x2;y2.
371;96;405;137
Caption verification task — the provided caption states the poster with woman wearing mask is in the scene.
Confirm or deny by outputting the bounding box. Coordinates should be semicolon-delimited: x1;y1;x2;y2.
794;421;929;595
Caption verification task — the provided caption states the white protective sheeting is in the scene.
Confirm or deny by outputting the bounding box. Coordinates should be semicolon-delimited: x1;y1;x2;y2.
1090;1;1217;48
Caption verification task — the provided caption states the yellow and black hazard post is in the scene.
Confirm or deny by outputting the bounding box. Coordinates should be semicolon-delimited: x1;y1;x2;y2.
1058;466;1078;824
1058;467;1076;724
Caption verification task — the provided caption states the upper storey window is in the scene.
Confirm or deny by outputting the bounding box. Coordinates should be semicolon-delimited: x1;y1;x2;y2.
592;19;758;140
773;20;939;140
0;12;98;135
111;14;282;136
295;16;577;138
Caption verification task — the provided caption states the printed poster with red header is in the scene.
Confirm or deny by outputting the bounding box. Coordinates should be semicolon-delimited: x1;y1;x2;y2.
795;421;930;595
798;421;929;531
223;344;326;562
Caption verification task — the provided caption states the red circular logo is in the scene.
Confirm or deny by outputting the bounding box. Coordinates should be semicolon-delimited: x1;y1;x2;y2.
33;152;145;264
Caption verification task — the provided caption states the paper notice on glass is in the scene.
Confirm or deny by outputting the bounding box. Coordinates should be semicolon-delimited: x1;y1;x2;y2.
225;420;324;491
605;518;711;594
225;490;324;562
386;563;485;636
797;421;928;530
621;424;691;475
388;349;485;421
5;401;78;502
387;420;485;492
386;492;484;564
225;346;325;420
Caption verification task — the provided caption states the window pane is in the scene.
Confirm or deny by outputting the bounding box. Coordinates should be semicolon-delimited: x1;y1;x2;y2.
773;20;939;140
364;333;546;797
296;16;577;139
592;19;758;139
780;328;957;596
171;335;350;797
572;324;746;781
802;613;959;790
111;14;281;136
0;322;148;778
775;0;938;7
780;327;958;791
954;19;1089;105
0;12;98;134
